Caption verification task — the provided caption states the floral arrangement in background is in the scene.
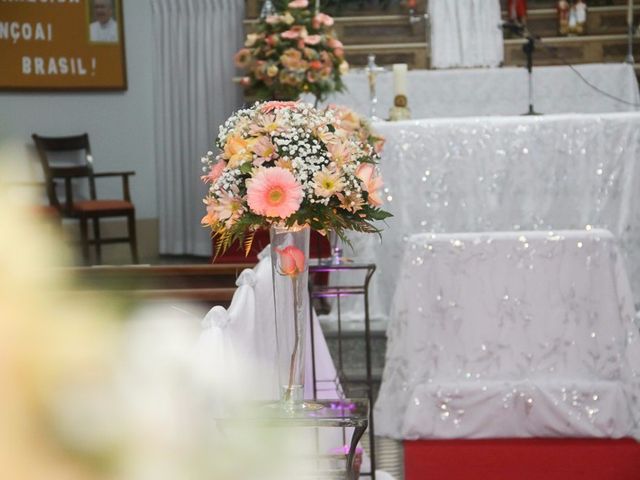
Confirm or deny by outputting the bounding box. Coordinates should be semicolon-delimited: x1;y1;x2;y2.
201;101;390;257
235;0;349;103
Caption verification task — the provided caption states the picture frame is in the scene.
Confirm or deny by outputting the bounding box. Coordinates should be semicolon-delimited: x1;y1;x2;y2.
0;0;127;91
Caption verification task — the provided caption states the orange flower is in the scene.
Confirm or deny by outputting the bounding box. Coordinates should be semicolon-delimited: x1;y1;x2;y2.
234;48;252;68
266;64;279;77
277;245;306;276
201;160;226;184
337;191;365;213
261;101;299;114
355;163;384;207
223;135;253;168
245;33;261;47
304;35;322;45
372;136;386;154
281;26;307;40
312;13;335;29
201;198;219;226
281;48;304;69
250;135;277;163
303;47;318;60
307;70;320;83
326;141;352;166
265;34;278;47
288;0;308;9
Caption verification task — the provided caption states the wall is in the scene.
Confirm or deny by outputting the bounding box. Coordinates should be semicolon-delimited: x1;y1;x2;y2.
0;0;157;221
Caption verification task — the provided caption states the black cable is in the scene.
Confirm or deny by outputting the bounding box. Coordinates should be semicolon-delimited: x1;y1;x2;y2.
515;25;640;109
535;38;640;108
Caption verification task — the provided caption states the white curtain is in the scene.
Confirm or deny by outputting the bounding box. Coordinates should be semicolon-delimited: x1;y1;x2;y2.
429;0;504;69
151;0;244;255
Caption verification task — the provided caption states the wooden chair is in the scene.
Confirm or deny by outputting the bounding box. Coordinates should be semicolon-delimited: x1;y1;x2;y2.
32;133;139;264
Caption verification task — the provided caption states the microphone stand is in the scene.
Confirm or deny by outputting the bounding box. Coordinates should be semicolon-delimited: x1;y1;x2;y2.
522;34;541;116
501;21;542;115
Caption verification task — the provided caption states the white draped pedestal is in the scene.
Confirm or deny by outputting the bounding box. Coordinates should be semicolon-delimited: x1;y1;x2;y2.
428;0;503;69
343;113;640;325
374;230;640;439
319;64;639;119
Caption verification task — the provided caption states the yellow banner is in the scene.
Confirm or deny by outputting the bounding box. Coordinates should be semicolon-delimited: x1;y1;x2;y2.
0;0;126;90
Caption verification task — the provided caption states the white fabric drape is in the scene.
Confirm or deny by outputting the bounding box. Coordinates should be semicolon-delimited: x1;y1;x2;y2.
429;0;504;69
151;0;244;255
194;248;342;401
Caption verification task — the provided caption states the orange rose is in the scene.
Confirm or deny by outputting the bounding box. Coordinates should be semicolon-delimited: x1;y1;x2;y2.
277;245;306;276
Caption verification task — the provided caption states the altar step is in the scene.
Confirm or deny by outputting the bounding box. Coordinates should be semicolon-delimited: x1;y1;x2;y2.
244;0;429;19
245;0;638;20
244;0;639;20
243;3;639;70
505;33;636;65
341;33;638;70
244;6;637;46
404;438;640;480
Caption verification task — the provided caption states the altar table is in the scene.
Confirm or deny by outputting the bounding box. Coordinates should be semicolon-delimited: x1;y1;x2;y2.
374;229;640;439
343;112;640;324
319;63;639;119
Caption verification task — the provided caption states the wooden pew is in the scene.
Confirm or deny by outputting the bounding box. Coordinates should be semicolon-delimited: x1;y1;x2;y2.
68;263;256;308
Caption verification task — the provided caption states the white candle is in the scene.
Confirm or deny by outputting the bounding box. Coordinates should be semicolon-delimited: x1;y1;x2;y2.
629;0;634;26
393;63;408;97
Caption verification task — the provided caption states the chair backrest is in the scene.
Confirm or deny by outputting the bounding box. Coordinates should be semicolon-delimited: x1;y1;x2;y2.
31;133;97;212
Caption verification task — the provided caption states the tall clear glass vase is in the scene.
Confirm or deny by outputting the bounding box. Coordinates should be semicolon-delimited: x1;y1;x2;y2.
270;225;311;409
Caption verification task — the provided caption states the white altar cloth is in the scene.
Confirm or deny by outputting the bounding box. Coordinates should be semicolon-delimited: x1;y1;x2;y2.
318;64;639;119
374;230;640;439
342;112;640;325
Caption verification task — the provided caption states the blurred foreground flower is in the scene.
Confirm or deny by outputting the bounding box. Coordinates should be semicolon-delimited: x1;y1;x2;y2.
0;145;303;480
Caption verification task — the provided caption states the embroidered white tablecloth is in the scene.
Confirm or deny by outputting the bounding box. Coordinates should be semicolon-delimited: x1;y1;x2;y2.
338;112;640;326
374;229;640;439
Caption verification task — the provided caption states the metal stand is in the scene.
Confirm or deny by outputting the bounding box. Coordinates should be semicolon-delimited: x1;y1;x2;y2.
217;399;369;480
523;36;541;116
365;55;385;122
626;23;635;65
309;263;377;480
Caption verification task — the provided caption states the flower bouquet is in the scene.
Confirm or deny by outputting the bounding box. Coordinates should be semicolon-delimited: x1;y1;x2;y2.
235;0;349;103
201;101;390;407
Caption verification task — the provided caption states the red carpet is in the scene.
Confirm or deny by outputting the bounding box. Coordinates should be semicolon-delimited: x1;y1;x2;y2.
404;438;640;480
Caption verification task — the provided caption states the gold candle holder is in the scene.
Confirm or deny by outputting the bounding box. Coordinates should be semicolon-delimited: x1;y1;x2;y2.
389;94;411;121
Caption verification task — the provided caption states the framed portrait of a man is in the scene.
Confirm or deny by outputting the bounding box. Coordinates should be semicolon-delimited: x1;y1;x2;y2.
88;0;120;43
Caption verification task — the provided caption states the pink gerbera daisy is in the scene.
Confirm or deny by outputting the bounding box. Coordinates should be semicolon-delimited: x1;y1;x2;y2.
247;167;303;218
